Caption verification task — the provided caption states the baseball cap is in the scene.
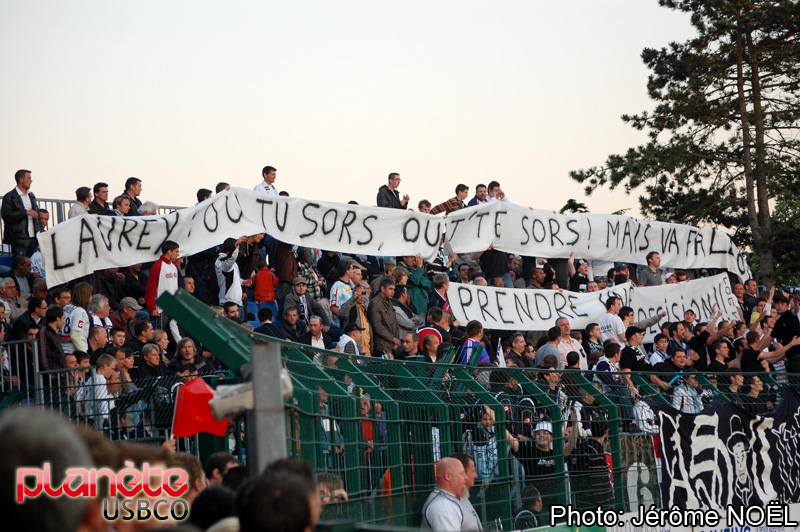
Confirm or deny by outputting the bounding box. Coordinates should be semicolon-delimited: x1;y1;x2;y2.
344;323;365;334
534;421;552;434
119;297;143;310
615;264;628;272
292;276;307;285
625;326;645;339
685;307;696;315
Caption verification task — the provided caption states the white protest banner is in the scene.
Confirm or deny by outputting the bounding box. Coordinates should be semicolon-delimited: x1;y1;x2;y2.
447;280;633;332
39;188;444;286
445;202;752;281
447;274;739;342
629;273;740;337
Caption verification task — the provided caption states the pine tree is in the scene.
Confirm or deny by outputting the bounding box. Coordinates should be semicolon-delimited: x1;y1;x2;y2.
570;0;800;287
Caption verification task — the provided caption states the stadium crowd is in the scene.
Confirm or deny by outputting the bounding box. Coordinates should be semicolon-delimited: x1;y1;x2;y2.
2;167;800;532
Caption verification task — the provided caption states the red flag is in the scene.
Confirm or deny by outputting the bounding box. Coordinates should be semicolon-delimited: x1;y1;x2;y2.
172;378;228;438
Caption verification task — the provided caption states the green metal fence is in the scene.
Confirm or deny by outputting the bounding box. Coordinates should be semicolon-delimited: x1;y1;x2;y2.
270;342;798;530
3;286;797;531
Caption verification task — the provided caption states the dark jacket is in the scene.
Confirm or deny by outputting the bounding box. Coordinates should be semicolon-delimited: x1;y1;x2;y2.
131;359;167;380
124;336;147;356
39;324;66;371
110;311;137;344
367;294;399;356
298;331;333;350
167;355;212;374
316;254;341;298
284;292;331;326
92;271;126;310
88;199;112;216
1;188;41;246
10;311;40;341
254;322;288;340
281;320;308;342
13;272;35;299
123;269;148;302
376;185;405;209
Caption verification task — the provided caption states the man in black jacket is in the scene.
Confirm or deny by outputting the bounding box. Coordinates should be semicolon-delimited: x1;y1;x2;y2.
10;297;47;341
254;306;287;340
87;182;113;215
39;305;66;370
167;338;211;374
376;173;409;209
280;306;308;342
1;169;42;257
132;343;167;379
124;320;154;355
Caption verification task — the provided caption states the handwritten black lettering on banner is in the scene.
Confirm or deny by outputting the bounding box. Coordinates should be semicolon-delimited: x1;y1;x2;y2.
447;274;739;341
445;203;751;281
40;189;443;286
41;189;750;286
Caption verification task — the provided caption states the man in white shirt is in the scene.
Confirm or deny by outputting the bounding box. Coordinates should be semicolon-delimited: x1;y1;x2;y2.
421;457;481;531
254;165;279;195
486;180;509;203
597;296;626;344
77;354;118;425
556;317;588;370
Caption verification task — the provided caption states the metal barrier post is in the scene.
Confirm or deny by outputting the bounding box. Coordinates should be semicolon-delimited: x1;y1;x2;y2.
248;342;287;475
33;341;44;407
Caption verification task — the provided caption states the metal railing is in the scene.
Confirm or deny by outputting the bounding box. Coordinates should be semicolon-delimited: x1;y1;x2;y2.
0;197;185;245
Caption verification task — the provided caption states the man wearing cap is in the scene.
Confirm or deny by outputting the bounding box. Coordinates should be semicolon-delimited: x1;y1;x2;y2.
420;457;480;531
672;373;703;413
638;252;663;287
110;297;141;342
338;323;364;356
612;263;630;286
510;411;578;514
621;326;669;392
285;277;331;329
683;307;697;326
567;252;590;292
